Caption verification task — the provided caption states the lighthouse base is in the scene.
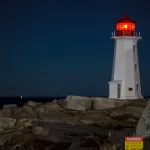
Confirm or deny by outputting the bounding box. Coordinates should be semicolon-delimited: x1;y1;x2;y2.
119;96;144;100
109;96;144;100
108;80;143;100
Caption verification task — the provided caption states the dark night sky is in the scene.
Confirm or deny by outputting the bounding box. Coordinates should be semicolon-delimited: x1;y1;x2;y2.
0;0;150;97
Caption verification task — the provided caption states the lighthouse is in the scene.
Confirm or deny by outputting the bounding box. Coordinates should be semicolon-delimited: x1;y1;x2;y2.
108;14;143;100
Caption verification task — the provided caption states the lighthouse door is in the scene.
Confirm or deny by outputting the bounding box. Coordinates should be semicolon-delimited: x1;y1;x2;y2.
117;84;121;98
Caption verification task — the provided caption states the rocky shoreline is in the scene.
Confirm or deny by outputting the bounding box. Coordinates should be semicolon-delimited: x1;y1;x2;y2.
0;96;147;149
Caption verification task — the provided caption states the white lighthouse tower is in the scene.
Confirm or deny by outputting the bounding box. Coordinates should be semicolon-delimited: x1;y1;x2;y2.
108;14;143;100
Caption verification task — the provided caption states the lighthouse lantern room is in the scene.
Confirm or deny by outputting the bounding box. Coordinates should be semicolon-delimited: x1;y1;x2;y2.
108;14;143;100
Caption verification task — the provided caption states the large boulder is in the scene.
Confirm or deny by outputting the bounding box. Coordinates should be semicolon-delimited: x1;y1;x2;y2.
125;106;144;119
27;101;38;108
40;102;63;112
0;128;32;146
12;107;24;119
0;108;13;118
64;96;91;111
23;106;37;118
3;104;17;109
33;126;50;137
52;99;57;103
91;98;126;110
136;102;150;137
110;106;143;120
35;121;109;144
68;141;95;150
0;118;16;129
15;119;38;130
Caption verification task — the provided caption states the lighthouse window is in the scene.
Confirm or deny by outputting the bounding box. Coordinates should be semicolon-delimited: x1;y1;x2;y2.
128;88;133;91
136;84;139;92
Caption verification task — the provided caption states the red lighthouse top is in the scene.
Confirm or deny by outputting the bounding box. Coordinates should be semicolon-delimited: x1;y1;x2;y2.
116;14;135;36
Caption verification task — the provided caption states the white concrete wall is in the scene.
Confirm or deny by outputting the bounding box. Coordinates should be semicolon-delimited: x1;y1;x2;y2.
113;39;126;81
109;36;143;99
111;41;116;80
124;38;136;99
109;82;117;98
133;45;143;99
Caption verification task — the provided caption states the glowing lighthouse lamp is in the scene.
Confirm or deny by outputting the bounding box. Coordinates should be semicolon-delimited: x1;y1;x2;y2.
108;14;143;99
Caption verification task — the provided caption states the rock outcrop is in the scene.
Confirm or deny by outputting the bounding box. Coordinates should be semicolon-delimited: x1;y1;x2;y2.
64;95;91;111
0;96;146;149
91;97;127;109
136;101;150;137
3;104;17;109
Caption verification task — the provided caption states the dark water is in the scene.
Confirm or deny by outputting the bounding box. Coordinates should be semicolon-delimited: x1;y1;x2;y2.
0;96;65;107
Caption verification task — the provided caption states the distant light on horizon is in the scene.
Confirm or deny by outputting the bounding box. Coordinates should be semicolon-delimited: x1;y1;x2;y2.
20;96;22;99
